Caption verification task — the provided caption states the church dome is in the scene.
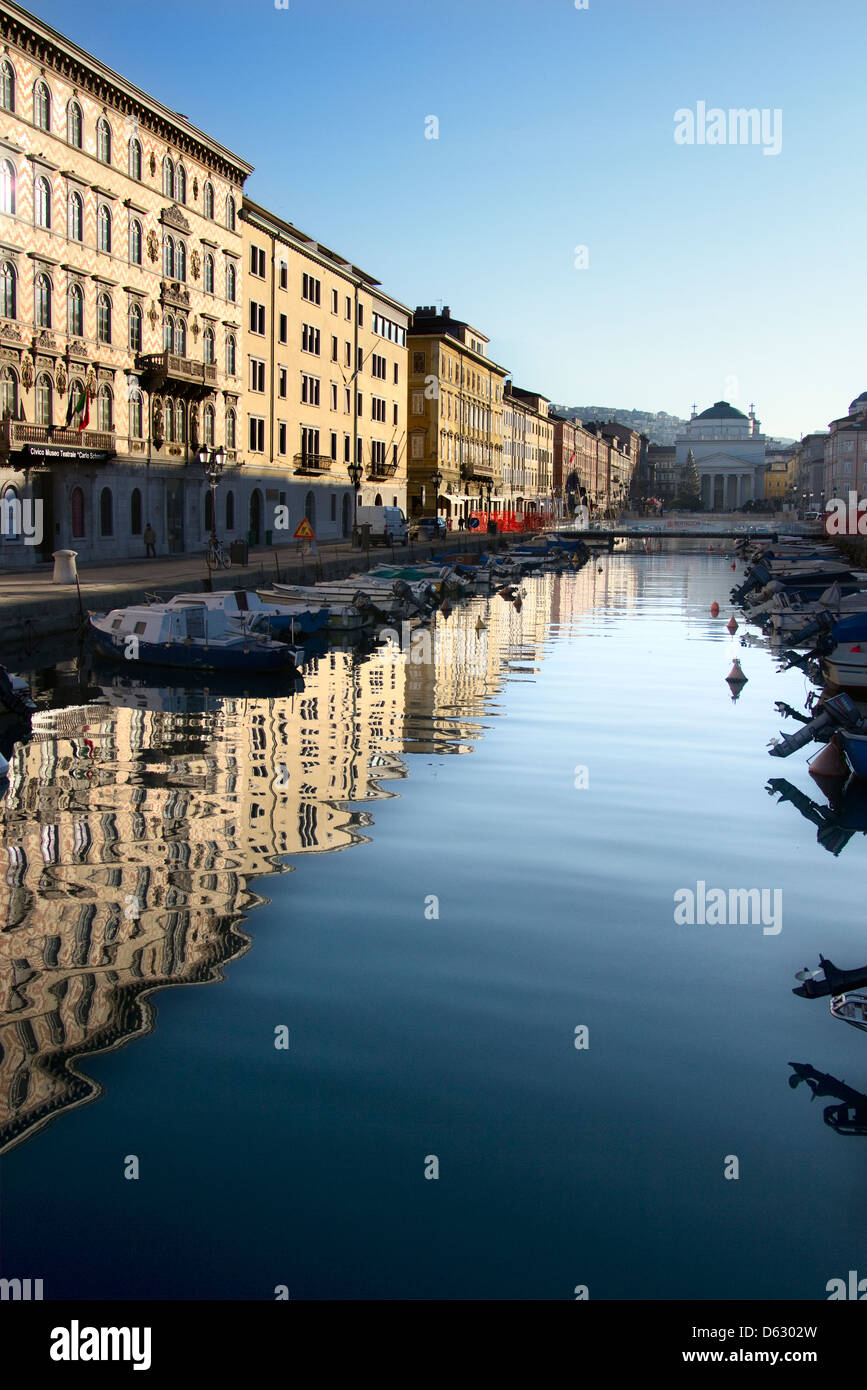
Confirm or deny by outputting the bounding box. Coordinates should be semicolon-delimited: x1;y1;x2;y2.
695;401;749;421
848;391;867;415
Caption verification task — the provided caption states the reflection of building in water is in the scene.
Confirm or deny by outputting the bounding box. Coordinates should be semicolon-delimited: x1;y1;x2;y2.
0;644;407;1155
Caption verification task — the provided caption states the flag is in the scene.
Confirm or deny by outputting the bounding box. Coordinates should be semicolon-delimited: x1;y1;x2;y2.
65;380;85;427
78;384;91;433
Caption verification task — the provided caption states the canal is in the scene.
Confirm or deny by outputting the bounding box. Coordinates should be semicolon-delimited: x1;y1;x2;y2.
0;551;863;1300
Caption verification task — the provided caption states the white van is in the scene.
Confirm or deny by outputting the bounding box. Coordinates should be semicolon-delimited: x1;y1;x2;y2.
356;505;408;546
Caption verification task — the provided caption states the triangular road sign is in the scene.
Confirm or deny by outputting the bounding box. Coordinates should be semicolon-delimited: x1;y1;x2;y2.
294;517;315;540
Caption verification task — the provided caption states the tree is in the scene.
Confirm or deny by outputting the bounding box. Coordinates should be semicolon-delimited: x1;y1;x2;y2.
674;448;702;511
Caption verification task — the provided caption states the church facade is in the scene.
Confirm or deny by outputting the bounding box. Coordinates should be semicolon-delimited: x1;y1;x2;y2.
675;401;767;511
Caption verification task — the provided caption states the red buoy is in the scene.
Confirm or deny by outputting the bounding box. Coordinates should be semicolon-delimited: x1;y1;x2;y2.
809;734;848;780
731;562;736;570
726;615;738;634
710;601;720;616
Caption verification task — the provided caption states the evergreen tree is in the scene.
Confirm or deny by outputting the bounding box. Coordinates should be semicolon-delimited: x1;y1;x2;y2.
674;449;702;510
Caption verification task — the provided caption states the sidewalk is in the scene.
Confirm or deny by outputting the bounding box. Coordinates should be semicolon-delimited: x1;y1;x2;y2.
0;532;499;649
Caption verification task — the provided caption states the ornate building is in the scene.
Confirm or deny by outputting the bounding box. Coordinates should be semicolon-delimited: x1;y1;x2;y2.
675;401;767;511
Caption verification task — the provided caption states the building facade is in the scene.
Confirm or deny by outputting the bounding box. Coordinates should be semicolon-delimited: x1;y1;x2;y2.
824;392;867;505
502;383;554;518
675;401;767;511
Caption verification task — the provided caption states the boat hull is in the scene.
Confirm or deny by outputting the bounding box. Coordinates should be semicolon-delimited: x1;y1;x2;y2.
88;618;293;673
840;729;867;779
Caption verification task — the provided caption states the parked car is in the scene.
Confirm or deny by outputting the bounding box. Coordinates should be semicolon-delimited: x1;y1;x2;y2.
412;516;447;541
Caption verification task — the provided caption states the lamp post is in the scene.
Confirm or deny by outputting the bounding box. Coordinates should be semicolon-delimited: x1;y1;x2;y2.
347;458;363;545
198;444;225;561
429;468;443;521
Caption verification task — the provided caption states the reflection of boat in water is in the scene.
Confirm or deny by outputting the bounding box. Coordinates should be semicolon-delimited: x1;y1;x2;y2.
87;664;306;714
793;955;867;999
766;774;867;855
88;601;297;673
830;993;867;1032
788;1063;867;1135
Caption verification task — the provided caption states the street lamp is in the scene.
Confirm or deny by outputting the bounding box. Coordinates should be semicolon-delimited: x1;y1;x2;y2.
429;468;443;520
347;457;363;544
198;444;225;558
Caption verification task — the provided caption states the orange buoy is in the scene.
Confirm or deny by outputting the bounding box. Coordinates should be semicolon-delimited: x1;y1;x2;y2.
808;734;848;780
710;601;720;616
726;658;747;685
726;616;738;634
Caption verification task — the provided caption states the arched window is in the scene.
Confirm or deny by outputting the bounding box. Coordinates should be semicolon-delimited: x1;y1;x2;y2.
164;396;174;443
98;204;111;253
130;487;142;535
175;163;186;204
97;292;111;344
203;403;214;447
97;117;111;165
34;175;51;228
163;313;174;350
175;240;186;282
128;137;141;181
225;332;236;375
67;99;82;147
174;399;185;443
128;301;142;351
100;486;113;536
374;493;383;507
174;317;186;356
162;155;174;198
34;272;51;328
0;60;14;113
33;80;50;132
225;489;235;530
96;384;113;432
0;367;17;418
68;282;83;336
1;484;20;539
204;181;214;219
163;235;174;278
0;159;15;215
226;194;236;231
226;262;236;302
204;489;214;533
68;190;82;241
203;327;215;365
129;389;143;438
1;262;16;320
71;486;85;538
204;252;214;293
35;372;52;426
129;218;142;265
226;407;236;450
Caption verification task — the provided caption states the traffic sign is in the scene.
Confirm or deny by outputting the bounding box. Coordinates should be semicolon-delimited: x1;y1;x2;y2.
294;517;315;540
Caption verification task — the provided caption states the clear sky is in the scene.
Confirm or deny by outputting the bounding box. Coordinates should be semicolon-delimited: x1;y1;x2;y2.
28;0;867;440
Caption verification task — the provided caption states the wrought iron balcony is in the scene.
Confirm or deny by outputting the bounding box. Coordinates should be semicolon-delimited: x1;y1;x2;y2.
293;453;333;475
0;420;115;454
460;460;495;480
367;460;398;479
136;350;217;394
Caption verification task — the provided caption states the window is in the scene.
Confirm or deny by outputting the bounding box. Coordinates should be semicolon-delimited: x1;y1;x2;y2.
163;313;174;350
394;362;399;385
129;389;143;438
278;422;287;455
301;323;320;355
249;358;265;392
343;435;350;462
344;341;351;366
71;486;84;538
97;118;111;165
174;398;185;442
67;282;83;336
357;303;364;327
175;163;186;204
278;261;287;289
357;346;363;372
412;351;426;373
1;159;15;215
97;292;111;344
393;403;398;426
411;435;424;459
203;327;215;364
200;252;213;293
97;385;113;431
34;80;50;132
331;335;338;362
0;60;14;113
249;301;265;334
278;366;287;398
301;374;320;406
226;194;236;231
1;262;16;319
302;272;321;304
279;313;287;343
330;432;337;461
344;387;350;413
356;392;363;417
250;246;265;277
100;486;113;536
174;317;186;355
35;373;52;426
345;296;351;319
226;333;236;375
203;403;215;447
122;220;141;270
226;408;236;449
164;395;174;442
372;396;386;423
301;426;319;460
330;383;337;410
225;490;235;529
163;236;174;278
371;353;386;380
127;488;142;535
411;390;424;415
175;241;186;282
34;272;51;328
226;262;236;301
163;155;174;197
68;189;82;241
249;416;265;451
98;204;111;253
204;181;214;219
67;100;82;148
128;137;141;180
331;288;338;314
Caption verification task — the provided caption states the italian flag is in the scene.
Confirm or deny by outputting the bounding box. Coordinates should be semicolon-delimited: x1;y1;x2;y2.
78;384;90;432
65;380;87;428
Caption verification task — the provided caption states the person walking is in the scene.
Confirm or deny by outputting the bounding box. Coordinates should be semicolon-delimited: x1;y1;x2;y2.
144;521;156;558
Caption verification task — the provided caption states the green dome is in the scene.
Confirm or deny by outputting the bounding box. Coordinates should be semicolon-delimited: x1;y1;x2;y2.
695;401;749;421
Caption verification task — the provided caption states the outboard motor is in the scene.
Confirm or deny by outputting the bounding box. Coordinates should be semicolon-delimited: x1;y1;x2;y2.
392;578;435;618
769;692;864;757
351;589;392;626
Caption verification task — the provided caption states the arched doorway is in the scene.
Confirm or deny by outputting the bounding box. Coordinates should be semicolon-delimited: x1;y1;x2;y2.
341;493;351;538
374;492;382;507
304;490;315;531
249;488;262;545
71;486;84;539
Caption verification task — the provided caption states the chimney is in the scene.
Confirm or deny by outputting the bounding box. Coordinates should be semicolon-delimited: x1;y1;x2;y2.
442;306;450;318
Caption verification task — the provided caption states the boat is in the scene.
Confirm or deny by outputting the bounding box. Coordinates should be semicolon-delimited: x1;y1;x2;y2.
164;589;329;639
839;728;867;778
88;601;297;673
830;993;867;1033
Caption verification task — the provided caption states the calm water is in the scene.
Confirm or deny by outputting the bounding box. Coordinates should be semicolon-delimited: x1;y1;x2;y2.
0;552;864;1301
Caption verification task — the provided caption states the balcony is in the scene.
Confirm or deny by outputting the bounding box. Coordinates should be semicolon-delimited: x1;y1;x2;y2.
0;420;115;457
293;453;333;475
367;460;398;480
136;351;217;395
460;460;495;481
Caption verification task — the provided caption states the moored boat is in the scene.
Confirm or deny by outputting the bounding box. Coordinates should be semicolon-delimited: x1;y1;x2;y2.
88;601;296;673
830;993;867;1032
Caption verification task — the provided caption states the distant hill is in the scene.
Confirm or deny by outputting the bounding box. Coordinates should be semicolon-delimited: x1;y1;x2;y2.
550;406;688;445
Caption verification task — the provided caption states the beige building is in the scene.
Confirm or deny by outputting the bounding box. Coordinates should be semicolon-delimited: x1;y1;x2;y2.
240;198;410;541
406;305;507;525
502;384;554;517
0;0;255;564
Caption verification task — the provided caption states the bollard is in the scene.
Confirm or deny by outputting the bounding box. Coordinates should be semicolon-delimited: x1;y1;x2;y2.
52;549;78;584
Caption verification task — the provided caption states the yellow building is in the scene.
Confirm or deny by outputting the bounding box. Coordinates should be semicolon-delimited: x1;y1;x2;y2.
406;305;507;525
502;384;554;517
0;0;253;564
240;199;410;540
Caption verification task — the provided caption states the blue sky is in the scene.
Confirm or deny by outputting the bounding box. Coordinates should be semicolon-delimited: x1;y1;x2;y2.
32;0;867;440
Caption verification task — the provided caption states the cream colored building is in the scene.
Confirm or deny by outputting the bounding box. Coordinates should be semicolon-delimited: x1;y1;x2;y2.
502;384;554;516
240;198;410;541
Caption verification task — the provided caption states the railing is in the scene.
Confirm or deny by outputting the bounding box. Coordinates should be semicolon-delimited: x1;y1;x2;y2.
136;351;218;387
0;420;115;452
293;453;333;474
367;461;398;479
460;460;495;480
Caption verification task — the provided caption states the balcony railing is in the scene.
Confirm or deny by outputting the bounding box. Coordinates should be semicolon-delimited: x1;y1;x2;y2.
136;351;218;391
460;460;495;480
367;461;398;479
0;420;115;453
293;453;333;475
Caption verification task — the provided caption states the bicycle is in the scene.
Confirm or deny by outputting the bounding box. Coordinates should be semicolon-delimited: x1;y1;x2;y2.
206;537;231;569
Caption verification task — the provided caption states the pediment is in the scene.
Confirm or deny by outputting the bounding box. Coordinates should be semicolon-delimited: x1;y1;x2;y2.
160;204;192;235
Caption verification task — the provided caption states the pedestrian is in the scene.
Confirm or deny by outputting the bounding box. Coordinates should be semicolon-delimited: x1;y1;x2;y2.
457;515;465;532
143;521;156;558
